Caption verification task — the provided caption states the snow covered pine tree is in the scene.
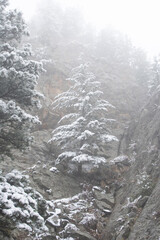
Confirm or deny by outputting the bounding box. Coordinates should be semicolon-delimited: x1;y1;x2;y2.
49;64;118;174
0;0;44;158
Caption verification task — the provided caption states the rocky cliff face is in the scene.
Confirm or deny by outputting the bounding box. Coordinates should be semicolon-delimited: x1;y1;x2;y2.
103;90;160;240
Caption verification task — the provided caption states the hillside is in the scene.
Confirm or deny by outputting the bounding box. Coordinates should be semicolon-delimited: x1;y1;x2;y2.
0;1;160;240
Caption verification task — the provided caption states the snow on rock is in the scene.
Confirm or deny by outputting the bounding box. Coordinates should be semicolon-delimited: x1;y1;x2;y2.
72;154;106;165
64;223;79;232
49;167;59;173
123;196;142;209
58;223;79;239
55;152;76;165
110;155;130;167
54;193;82;205
46;214;61;227
79;213;96;225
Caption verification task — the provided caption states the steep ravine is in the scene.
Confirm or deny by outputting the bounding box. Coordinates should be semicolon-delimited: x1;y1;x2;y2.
0;72;157;239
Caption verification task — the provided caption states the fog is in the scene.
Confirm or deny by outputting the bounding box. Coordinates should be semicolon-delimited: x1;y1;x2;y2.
10;0;160;58
1;1;160;239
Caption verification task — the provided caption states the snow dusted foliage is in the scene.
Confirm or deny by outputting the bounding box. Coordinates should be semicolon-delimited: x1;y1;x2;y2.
0;0;27;43
0;170;57;239
50;64;118;173
0;0;44;157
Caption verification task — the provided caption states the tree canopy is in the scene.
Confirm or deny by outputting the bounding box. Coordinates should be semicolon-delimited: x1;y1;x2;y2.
50;64;118;173
0;0;44;158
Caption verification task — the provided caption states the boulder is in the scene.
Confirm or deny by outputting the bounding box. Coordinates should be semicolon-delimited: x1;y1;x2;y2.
122;226;131;239
95;199;112;212
71;230;97;240
93;187;115;207
46;215;61;227
136;196;149;208
42;236;57;240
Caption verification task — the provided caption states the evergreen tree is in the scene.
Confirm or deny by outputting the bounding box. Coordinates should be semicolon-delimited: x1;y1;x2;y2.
148;56;160;95
49;64;118;173
0;0;44;158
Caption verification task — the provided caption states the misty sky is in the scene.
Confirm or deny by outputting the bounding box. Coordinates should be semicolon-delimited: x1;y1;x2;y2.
10;0;160;58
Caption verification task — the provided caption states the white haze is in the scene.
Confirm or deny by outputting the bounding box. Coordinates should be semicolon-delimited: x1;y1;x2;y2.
10;0;160;58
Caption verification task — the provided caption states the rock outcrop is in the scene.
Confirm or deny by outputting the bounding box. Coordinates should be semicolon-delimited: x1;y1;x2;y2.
102;90;160;239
